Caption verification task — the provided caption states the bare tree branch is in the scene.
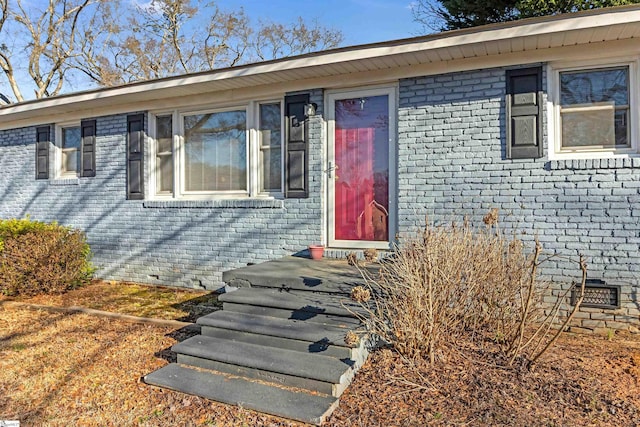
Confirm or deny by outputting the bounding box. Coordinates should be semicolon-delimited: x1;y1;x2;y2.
76;1;344;86
0;0;345;98
6;0;96;99
0;0;6;32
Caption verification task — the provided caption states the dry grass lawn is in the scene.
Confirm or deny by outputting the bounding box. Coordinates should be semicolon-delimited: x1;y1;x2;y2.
2;281;640;426
3;280;221;322
0;307;303;426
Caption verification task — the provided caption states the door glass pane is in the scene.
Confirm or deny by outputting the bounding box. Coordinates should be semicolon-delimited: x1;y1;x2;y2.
184;111;247;192
259;103;282;192
334;95;389;241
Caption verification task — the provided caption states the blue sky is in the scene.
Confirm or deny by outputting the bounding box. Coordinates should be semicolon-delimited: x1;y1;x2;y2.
216;0;422;45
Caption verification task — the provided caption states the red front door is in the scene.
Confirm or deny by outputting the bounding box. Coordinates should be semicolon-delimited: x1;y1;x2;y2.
333;95;389;243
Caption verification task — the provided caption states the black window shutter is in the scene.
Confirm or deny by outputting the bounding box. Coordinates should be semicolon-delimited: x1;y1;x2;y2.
80;119;97;177
35;126;50;180
506;67;543;159
284;93;310;198
127;114;145;200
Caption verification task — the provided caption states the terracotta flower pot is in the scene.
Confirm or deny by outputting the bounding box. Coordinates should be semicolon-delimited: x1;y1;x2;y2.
308;245;325;260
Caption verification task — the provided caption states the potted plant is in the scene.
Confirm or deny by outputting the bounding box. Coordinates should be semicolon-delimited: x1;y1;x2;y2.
308;244;325;260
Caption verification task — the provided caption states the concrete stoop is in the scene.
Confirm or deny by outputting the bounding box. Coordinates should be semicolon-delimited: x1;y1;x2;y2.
144;256;372;426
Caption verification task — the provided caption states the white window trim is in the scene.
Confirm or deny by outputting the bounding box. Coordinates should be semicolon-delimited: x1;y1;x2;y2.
547;57;640;160
149;100;285;200
54;121;81;179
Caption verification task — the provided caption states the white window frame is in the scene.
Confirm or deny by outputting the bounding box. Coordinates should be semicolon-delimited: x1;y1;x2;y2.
149;111;177;197
253;99;285;197
179;106;249;198
55;121;81;178
547;57;640;160
149;100;284;200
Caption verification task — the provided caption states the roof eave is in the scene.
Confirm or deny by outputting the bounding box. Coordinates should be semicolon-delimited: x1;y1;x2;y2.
1;5;640;128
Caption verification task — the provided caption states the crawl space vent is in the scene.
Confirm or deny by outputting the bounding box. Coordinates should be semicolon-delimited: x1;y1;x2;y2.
571;279;620;309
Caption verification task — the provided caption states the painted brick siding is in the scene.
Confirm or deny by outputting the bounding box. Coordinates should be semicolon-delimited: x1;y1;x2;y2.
0;90;325;290
397;67;640;331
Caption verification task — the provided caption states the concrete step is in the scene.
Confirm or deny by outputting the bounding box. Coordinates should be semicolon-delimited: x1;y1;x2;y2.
197;311;355;348
144;363;338;426
176;353;339;396
219;287;366;319
173;335;354;395
223;256;378;295
200;327;353;359
221;302;363;328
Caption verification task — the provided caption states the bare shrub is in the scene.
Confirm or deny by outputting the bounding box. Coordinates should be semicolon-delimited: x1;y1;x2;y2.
344;330;360;347
363;248;378;263
350;286;371;303
355;214;571;366
0;227;93;296
483;208;499;226
346;251;358;266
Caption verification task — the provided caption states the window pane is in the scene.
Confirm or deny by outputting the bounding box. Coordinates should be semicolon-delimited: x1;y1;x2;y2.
560;67;628;106
62;127;81;150
156;115;173;153
155;115;173;193
261;148;282;193
184;111;247;192
615;109;629;146
157;154;173;193
259;103;282;192
561;108;615;148
62;149;79;173
560;67;630;149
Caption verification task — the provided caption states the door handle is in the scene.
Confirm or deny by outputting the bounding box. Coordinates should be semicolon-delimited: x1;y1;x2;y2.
326;161;339;178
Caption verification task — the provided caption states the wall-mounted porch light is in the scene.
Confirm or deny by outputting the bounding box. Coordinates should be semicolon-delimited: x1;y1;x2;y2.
304;102;317;117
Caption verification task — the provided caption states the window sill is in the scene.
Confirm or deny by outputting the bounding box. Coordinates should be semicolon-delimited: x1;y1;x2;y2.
548;157;640;170
49;178;80;186
143;199;286;209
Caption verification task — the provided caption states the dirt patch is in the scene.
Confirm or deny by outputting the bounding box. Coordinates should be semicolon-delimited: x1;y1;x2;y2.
0;280;221;322
328;333;640;426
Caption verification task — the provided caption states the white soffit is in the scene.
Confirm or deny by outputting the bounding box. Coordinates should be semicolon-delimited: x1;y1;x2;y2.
1;5;640;128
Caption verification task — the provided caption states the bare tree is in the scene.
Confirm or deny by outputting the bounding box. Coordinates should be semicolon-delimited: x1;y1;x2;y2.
253;17;344;62
0;0;102;102
78;0;343;86
77;0;343;86
0;0;21;102
0;0;344;100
